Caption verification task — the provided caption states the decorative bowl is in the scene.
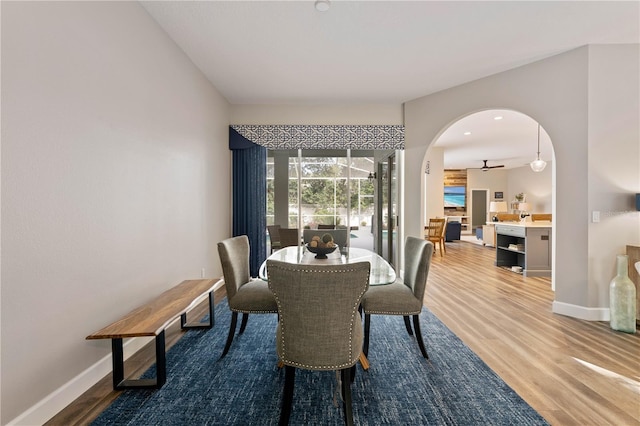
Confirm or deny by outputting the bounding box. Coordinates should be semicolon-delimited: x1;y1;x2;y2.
306;244;337;259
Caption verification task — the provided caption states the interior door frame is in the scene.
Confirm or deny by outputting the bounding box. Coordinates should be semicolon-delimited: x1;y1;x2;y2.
470;188;490;233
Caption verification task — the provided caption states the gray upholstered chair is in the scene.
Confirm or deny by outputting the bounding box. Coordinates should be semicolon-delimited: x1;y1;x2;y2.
217;236;278;358
361;237;434;359
267;259;370;426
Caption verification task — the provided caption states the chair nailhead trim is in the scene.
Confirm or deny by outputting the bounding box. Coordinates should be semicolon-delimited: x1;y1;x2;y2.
364;310;421;315
230;309;278;313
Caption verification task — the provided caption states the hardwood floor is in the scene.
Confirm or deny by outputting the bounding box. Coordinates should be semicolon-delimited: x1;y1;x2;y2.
48;241;639;425
425;240;639;425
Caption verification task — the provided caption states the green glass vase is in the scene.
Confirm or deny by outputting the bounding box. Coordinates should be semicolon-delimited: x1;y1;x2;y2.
609;255;637;333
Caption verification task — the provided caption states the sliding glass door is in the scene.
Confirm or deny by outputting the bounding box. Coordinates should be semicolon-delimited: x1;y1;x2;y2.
267;150;376;251
375;152;397;266
298;152;349;228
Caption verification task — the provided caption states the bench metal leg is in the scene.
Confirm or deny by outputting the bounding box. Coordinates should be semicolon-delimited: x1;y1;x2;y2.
181;291;214;329
112;331;166;390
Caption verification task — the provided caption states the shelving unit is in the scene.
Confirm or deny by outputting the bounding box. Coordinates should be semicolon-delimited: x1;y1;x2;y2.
495;223;551;277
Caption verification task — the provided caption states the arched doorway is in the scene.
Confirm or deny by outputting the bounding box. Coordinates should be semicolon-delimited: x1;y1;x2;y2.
422;109;555;285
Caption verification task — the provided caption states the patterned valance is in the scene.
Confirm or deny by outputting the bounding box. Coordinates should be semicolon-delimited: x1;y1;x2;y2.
230;125;404;150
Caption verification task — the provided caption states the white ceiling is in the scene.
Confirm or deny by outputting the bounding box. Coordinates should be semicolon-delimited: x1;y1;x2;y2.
140;0;639;169
434;109;551;170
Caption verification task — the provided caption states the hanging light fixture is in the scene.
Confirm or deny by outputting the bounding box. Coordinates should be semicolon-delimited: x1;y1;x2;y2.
530;124;547;172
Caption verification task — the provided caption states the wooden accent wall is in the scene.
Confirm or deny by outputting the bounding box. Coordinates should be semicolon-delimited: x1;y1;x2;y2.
444;169;467;214
444;169;467;187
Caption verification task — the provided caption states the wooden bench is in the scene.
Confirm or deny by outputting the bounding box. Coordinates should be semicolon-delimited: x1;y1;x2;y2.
86;279;217;390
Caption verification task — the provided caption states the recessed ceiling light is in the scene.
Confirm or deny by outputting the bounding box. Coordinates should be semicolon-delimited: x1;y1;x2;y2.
463;131;471;136
494;116;503;120
315;0;330;12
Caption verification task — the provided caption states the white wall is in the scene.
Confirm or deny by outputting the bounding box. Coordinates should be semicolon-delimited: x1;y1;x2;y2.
1;2;231;423
506;164;553;213
587;45;640;308
423;148;445;223
404;45;640;320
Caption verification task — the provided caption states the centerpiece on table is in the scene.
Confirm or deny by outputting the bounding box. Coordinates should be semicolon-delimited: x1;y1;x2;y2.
306;233;337;259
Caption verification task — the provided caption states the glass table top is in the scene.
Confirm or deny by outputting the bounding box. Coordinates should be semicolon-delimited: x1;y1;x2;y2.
259;246;396;286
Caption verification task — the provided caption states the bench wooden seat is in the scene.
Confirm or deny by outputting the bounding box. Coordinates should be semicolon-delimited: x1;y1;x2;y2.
87;279;217;390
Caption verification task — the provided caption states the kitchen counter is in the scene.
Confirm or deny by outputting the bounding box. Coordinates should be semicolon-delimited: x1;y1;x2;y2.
494;222;552;277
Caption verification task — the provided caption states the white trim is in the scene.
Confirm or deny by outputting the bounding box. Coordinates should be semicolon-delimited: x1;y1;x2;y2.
7;337;152;426
8;278;226;425
552;301;610;321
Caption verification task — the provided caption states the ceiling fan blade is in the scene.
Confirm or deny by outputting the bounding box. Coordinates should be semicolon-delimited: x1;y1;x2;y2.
469;160;504;170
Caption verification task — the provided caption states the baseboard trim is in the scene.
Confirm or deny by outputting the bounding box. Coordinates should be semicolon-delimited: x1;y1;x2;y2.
552;301;610;321
7;336;152;426
8;278;225;426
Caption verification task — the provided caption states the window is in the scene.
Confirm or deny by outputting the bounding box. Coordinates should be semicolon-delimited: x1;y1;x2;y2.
267;150;375;229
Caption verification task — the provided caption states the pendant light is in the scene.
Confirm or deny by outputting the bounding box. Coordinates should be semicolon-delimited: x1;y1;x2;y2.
530;124;547;172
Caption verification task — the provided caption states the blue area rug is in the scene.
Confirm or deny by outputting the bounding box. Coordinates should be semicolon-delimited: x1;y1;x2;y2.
93;299;548;425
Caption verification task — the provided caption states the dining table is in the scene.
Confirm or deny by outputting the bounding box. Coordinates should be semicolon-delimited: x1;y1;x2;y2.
258;245;396;286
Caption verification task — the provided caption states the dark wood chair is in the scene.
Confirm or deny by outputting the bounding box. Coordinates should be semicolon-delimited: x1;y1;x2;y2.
278;228;300;248
267;225;282;253
317;224;335;229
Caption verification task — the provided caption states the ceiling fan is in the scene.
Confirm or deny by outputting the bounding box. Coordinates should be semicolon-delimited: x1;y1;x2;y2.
471;160;505;171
